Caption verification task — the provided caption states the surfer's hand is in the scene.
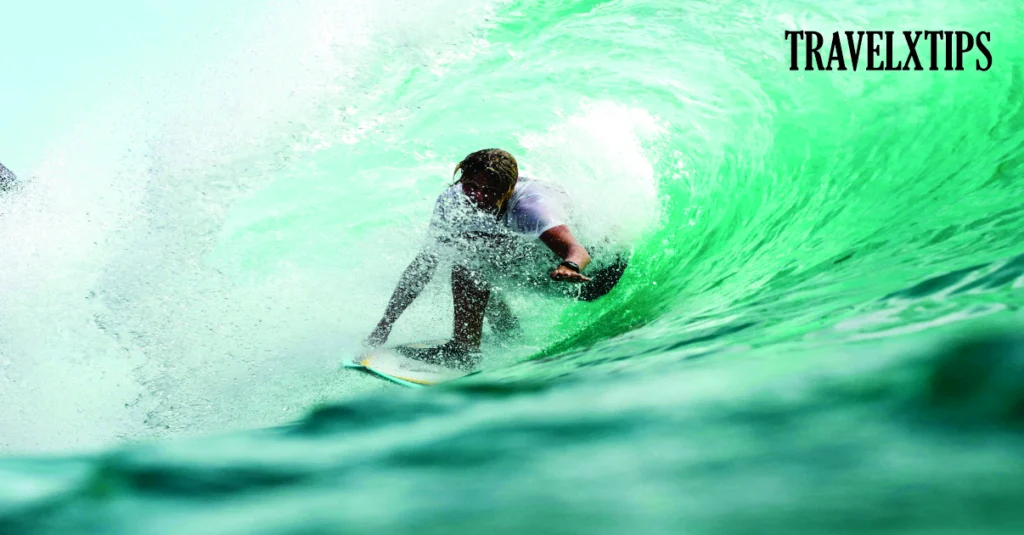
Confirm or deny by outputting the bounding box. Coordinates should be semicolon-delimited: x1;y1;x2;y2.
366;322;392;346
549;265;591;283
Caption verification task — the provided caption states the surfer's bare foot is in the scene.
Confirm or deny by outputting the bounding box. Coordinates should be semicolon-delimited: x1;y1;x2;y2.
412;341;480;371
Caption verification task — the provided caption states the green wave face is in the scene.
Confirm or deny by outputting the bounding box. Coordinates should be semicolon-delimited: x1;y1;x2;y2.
2;3;1024;531
213;0;1024;376
2;0;1022;448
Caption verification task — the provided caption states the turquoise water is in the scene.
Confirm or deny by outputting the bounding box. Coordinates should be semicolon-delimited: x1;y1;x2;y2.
2;0;1024;532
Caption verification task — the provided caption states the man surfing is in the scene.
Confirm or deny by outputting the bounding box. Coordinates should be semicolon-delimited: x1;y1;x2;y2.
366;148;627;369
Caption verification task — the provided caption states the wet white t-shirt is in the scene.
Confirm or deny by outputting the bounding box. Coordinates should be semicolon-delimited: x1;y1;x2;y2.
427;176;571;242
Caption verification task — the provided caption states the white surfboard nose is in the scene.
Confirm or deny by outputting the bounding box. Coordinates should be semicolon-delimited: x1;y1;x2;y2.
345;340;473;387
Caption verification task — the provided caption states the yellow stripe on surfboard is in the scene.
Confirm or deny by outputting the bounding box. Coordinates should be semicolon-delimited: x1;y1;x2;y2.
359;357;439;385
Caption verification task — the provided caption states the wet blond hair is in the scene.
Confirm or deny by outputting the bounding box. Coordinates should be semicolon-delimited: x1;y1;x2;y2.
452;148;519;198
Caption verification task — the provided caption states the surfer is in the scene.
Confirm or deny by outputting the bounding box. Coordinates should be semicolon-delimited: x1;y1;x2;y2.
366;148;627;368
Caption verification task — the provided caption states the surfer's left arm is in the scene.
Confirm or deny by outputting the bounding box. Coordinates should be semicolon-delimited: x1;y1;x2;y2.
540;225;592;282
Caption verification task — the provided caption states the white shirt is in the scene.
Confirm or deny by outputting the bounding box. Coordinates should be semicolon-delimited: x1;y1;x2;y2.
427;176;571;243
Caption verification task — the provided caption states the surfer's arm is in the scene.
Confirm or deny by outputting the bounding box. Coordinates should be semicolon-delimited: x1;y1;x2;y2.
367;250;439;345
539;225;592;282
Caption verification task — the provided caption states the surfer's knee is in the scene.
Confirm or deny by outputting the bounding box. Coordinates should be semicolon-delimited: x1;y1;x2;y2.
452;264;490;292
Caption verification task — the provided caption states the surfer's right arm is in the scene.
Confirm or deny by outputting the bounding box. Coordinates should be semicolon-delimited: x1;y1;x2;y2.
366;250;439;346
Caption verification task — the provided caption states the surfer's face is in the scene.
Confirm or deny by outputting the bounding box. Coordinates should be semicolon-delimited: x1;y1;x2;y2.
461;172;513;213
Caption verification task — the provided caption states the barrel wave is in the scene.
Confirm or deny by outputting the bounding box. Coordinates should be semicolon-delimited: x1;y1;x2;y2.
1;0;1023;533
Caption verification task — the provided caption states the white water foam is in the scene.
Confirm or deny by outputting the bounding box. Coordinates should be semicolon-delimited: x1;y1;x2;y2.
519;101;664;249
0;0;502;454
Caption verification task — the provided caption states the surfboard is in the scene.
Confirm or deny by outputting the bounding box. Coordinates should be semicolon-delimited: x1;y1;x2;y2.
344;340;473;387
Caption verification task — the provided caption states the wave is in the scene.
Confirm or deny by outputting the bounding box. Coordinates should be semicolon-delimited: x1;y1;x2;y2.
1;0;1022;460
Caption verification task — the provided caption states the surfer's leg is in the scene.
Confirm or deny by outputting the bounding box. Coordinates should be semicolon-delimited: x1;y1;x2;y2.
451;264;490;354
485;292;522;340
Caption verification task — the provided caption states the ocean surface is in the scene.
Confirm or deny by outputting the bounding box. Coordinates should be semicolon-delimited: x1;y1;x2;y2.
2;0;1024;532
